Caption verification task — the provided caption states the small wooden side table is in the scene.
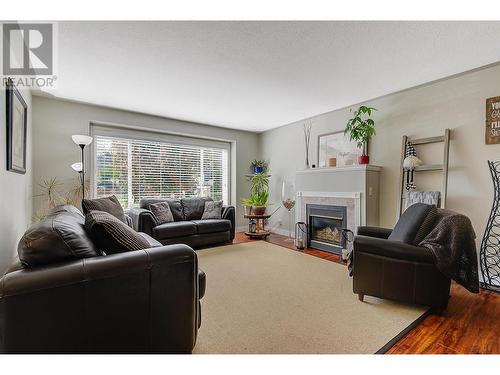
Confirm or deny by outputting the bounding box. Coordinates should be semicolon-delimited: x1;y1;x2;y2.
244;214;271;239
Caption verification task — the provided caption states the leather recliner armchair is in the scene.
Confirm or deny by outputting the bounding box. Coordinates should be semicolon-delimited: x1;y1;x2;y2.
352;204;451;312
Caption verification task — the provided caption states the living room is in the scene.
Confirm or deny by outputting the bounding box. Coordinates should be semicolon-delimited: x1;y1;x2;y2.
0;1;499;373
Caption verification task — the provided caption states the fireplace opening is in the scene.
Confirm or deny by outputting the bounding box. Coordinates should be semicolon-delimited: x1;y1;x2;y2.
306;204;347;254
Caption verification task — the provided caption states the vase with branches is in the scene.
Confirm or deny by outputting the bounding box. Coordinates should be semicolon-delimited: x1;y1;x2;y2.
303;120;313;168
344;106;377;164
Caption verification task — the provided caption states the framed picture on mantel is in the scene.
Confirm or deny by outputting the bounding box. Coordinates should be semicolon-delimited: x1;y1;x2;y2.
6;78;28;174
318;131;362;168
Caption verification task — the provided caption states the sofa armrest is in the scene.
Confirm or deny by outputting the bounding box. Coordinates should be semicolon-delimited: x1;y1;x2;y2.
353;235;434;264
356;226;392;239
0;244;200;353
222;205;235;240
127;207;158;235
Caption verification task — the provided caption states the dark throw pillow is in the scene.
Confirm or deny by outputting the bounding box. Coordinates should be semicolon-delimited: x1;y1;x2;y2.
85;211;150;254
201;200;223;219
149;201;174;224
182;197;212;220
140;198;184;221
82;195;126;223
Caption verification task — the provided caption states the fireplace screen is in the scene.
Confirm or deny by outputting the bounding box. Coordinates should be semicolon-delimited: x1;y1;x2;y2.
311;216;343;247
306;204;347;254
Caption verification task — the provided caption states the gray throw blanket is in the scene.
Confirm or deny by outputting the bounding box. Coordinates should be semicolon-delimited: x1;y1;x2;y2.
420;209;479;293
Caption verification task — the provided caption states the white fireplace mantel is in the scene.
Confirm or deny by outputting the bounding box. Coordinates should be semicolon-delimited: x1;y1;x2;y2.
296;191;360;199
296;165;382;175
295;165;382;230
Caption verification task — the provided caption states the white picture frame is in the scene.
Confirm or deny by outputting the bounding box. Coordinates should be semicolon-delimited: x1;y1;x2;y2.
317;131;362;168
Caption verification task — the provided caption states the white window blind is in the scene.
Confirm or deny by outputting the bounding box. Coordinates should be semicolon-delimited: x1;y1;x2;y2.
94;134;229;209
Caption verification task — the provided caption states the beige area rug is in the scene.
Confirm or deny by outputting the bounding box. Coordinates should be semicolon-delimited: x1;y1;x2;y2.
193;241;428;354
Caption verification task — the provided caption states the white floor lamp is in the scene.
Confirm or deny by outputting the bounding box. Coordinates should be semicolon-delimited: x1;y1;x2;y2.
71;135;93;200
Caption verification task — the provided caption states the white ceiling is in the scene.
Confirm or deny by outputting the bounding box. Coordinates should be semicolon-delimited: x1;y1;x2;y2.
41;21;500;132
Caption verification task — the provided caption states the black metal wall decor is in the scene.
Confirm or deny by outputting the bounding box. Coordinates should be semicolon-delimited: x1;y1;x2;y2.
480;160;500;292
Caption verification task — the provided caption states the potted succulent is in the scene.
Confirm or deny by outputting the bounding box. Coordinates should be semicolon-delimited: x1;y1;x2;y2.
250;159;268;174
344;106;377;164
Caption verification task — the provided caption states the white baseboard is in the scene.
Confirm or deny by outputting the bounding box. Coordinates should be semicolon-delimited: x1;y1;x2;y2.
269;228;293;237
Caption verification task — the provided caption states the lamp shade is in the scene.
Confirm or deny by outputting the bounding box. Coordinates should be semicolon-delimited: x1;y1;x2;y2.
71;162;83;172
72;134;93;146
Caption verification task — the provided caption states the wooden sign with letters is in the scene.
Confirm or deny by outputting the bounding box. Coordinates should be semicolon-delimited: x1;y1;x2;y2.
486;96;500;144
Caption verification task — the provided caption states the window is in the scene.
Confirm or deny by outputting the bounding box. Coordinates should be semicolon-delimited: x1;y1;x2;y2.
93;132;229;209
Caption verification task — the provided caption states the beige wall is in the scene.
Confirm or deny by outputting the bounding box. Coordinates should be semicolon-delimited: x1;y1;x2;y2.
261;63;500;250
0;88;32;274
28;62;500;254
32;96;260;227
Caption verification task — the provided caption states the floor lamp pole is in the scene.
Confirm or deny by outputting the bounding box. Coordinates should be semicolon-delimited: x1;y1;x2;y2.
80;144;85;200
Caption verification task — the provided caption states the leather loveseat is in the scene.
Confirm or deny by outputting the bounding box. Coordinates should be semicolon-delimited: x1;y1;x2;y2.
0;205;205;353
128;197;235;248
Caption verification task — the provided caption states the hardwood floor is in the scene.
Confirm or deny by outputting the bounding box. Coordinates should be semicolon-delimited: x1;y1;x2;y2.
232;232;500;354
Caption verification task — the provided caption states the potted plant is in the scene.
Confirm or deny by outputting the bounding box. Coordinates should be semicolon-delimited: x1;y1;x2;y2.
241;197;253;215
250;159;268;174
249;173;270;215
344;106;377;164
250;173;269;195
249;191;269;216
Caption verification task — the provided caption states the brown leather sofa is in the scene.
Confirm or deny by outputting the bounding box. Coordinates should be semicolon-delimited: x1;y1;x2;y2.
128;197;235;248
0;205;205;353
352;203;451;312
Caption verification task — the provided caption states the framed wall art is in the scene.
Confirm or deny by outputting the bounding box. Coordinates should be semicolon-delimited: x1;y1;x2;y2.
6;78;28;174
486;96;500;145
318;130;362;168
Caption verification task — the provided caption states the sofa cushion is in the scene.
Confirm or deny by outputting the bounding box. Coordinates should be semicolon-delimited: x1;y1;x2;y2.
192;219;231;234
85;211;151;254
182;197;212;220
388;203;436;244
149;201;174;224
153;221;197;240
140;198;184;221
18;205;98;267
82;195;127;223
201;200;223;219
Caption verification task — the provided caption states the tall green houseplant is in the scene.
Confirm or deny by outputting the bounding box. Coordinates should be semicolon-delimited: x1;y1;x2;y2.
344;105;377;165
241;172;270;216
